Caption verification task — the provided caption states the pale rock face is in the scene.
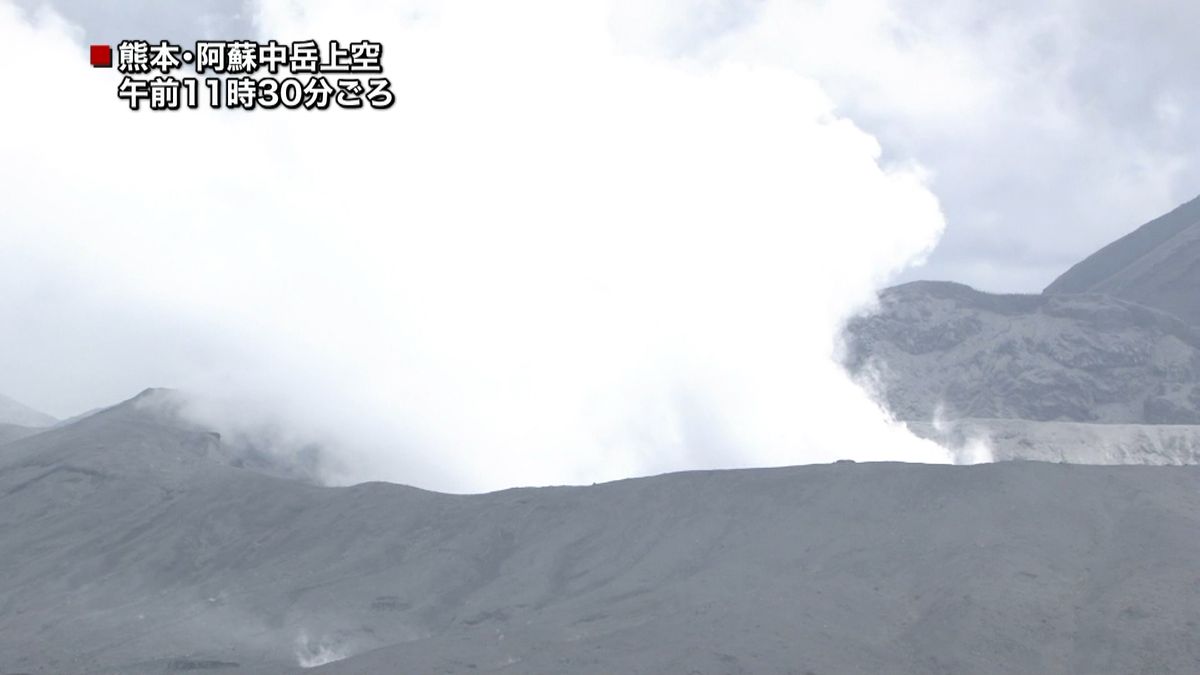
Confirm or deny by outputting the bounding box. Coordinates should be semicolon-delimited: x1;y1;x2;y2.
844;196;1200;467
844;280;1200;424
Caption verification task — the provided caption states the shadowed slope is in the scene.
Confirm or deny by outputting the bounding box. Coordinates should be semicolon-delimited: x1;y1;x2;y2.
1047;194;1200;325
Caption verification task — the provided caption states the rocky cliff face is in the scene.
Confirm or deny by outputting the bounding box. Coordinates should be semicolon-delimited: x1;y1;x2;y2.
844;281;1200;424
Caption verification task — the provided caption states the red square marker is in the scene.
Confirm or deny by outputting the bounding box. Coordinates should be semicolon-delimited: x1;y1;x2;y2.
90;44;112;68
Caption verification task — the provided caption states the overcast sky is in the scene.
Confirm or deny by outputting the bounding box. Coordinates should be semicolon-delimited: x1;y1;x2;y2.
19;0;1200;293
0;0;1194;490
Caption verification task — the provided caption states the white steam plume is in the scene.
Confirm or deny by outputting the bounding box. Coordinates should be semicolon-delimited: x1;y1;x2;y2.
0;0;952;492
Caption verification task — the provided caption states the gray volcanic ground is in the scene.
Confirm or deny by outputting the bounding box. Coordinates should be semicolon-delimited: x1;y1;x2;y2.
0;422;42;446
2;391;1200;674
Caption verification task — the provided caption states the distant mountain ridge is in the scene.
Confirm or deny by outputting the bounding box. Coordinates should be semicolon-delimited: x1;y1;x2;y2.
0;393;56;428
1046;194;1200;325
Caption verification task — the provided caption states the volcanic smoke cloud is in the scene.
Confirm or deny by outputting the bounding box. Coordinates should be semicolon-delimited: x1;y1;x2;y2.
0;0;957;492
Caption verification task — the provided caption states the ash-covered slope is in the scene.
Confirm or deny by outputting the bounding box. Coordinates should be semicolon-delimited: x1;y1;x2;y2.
1046;195;1200;325
3;391;1200;674
0;391;57;428
303;462;1200;675
3;388;328;484
0;391;338;673
844;281;1200;424
0;422;42;446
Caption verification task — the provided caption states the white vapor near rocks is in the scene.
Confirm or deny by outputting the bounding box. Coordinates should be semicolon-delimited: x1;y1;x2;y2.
294;631;349;668
0;0;965;492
